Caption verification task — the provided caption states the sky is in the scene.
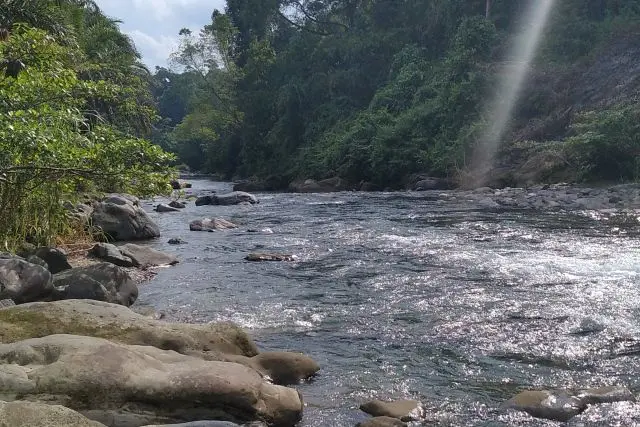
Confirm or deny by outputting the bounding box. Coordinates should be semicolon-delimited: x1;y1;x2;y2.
94;0;227;69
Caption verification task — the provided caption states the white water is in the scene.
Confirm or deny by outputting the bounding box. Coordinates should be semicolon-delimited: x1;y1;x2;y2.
470;0;557;186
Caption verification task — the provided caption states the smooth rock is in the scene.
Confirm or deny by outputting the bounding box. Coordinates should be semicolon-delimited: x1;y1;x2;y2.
0;400;105;427
51;263;138;306
196;192;259;206
89;243;136;267
241;351;320;385
245;253;295;262
0;258;53;304
34;247;72;274
360;400;424;421
0;334;303;426
0;299;258;359
503;390;585;422
168;201;187;209
357;416;407;427
26;255;49;270
91;194;160;241
119;243;179;268
190;218;237;232
156;203;180;213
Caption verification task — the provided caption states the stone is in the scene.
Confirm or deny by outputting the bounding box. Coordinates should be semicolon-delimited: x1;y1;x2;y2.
34;247;72;274
143;422;242;427
190;218;237;232
357;416;407;427
289;177;351;193
119;243;179;268
0;299;259;360
89;243;136;267
0;400;105;427
196;192;259;206
168;238;187;245
360;400;424;422
51;263;138;306
245;253;295;262
170;179;192;190
156;203;181;212
169;201;187;209
413;177;454;191
0;258;53;304
234;351;320;385
26;255;48;270
91;194;160;241
0;334;303;426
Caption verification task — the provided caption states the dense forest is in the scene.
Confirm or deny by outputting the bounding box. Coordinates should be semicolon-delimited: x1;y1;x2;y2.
153;0;640;189
0;0;173;249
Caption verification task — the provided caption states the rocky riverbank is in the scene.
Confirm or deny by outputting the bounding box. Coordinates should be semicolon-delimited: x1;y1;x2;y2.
0;190;319;427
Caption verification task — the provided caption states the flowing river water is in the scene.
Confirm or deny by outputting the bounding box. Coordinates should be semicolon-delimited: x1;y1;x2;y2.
138;180;640;426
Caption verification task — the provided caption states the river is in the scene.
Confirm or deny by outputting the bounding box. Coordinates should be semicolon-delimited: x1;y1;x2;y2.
139;180;640;426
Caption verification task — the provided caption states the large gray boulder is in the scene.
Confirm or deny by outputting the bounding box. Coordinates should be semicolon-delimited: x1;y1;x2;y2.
0;400;105;427
0;258;52;304
359;400;424;422
288;177;351;193
0;334;304;426
119;244;179;268
51;263;138;306
196;192;258;206
34;247;72;274
91;194;160;241
89;243;136;267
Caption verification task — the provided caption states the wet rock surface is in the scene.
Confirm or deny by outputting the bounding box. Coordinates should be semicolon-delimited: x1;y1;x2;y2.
190;218;237;231
359;400;424;422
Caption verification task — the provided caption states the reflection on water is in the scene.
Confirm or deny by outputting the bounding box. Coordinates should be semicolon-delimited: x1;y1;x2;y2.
140;181;640;426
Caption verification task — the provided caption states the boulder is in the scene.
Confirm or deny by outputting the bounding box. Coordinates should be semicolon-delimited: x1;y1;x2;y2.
289;177;351;193
26;255;49;270
170;179;192;190
0;334;303;426
230;352;320;385
503;386;635;422
0;258;53;304
91;194;160;241
190;218;237;232
412;177;454;191
359;400;424;422
156;203;181;213
89;242;136;267
119;243;179;268
0;299;259;360
245;253;295;262
169;201;187;209
357;417;407;427
34;247;72;274
0;400;105;427
51;263;138;307
196;192;259;206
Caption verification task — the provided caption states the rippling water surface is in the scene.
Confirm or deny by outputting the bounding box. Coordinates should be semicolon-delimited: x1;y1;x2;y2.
140;180;640;426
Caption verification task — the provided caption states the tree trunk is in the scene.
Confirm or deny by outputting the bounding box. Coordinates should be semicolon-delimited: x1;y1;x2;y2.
485;0;492;18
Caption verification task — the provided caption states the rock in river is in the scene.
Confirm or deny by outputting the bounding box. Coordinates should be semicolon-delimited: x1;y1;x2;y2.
190;218;237;231
245;253;295;262
0;334;303;426
195;191;259;206
91;194;160;241
360;399;424;422
156;203;181;212
119;243;179;268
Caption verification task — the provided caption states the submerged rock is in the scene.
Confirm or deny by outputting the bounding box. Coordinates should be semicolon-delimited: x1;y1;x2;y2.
0;334;303;426
360;399;424;422
357;416;407;427
0;400;105;427
503;386;635;422
245;253;295;262
168;238;188;245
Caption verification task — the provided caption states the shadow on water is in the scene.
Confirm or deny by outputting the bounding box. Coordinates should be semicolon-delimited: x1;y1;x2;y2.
140;182;640;426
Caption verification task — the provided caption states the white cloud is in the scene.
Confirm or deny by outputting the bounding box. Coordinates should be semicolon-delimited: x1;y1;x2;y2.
94;0;226;67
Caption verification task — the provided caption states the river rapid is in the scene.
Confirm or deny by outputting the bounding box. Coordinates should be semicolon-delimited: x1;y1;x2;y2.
139;180;640;426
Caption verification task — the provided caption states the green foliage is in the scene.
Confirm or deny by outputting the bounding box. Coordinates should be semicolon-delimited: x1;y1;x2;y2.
159;0;640;188
0;23;173;249
563;104;640;181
